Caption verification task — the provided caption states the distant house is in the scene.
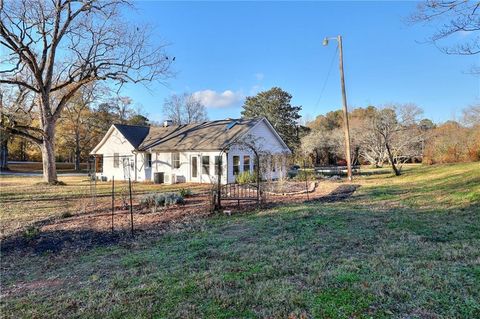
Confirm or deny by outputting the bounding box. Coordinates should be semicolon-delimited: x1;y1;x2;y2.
90;118;290;184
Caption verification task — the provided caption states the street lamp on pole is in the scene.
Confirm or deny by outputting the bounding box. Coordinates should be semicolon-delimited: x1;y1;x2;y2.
323;35;353;181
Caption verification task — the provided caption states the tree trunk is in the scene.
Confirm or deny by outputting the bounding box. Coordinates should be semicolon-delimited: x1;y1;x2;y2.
41;124;58;183
385;142;401;176
0;137;8;171
20;139;27;161
74;131;81;171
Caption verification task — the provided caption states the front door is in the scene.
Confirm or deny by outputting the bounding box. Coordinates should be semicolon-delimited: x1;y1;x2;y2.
191;155;198;182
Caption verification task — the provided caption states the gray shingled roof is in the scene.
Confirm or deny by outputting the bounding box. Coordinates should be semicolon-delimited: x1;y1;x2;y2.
113;124;150;149
138;118;261;151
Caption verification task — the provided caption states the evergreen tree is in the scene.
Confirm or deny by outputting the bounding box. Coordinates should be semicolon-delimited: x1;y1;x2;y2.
241;87;302;150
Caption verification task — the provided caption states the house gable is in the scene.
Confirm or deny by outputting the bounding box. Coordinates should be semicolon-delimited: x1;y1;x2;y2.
239;118;291;154
91;125;136;155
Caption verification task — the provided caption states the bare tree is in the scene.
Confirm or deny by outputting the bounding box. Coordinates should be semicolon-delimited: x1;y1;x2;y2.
301;129;338;165
0;86;36;170
359;120;388;168
410;1;480;57
462;104;480;127
370;104;424;175
162;93;208;125
0;0;172;183
113;96;134;124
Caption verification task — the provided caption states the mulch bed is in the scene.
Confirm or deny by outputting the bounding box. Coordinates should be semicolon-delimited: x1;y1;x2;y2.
1;181;360;256
263;181;317;195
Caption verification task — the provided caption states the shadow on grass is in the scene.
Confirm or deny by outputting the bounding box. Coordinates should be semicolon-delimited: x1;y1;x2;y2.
1;228;125;255
306;184;361;203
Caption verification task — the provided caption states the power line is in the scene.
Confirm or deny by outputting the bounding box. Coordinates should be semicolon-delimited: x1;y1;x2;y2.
314;44;338;108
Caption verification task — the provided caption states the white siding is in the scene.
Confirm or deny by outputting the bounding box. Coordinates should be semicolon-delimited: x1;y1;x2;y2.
95;128;136;181
248;120;289;154
149;150;228;185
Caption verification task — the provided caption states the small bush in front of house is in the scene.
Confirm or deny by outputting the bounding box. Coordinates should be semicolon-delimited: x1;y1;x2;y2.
235;171;257;184
154;194;166;207
179;188;193;198
164;192;185;206
140;192;184;213
139;193;156;208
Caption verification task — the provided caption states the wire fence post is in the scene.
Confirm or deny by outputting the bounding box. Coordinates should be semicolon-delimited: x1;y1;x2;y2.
128;177;134;236
93;156;97;206
304;158;309;201
111;176;115;233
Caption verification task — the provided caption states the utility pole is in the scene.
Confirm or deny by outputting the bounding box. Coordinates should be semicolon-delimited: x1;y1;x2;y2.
323;35;353;181
337;35;353;181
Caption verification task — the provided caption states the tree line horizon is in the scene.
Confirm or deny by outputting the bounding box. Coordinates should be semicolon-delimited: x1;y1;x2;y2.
3;85;479;177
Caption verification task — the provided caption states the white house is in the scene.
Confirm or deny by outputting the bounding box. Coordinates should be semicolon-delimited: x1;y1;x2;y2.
90;117;291;184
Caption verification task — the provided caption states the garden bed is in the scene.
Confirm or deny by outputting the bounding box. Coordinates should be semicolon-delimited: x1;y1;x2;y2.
262;181;317;195
1;179;351;255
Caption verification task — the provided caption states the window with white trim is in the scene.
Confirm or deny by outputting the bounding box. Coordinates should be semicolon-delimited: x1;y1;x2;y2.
215;156;223;176
202;156;210;175
145;153;152;168
243;155;251;172
172;152;180;169
113;153;119;168
233;156;240;175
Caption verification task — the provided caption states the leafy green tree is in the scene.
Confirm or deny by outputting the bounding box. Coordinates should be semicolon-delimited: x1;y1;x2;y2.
128;114;150;126
241;87;302;150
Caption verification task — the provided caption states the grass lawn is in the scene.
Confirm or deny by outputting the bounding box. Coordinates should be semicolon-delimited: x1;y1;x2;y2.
1;163;479;318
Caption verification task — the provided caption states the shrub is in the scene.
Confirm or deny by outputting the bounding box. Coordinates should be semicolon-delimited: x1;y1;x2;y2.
179;188;193;197
24;225;40;240
164;193;185;206
139;193;156;208
294;170;316;181
154;194;166;207
139;192;184;212
235;171;257;184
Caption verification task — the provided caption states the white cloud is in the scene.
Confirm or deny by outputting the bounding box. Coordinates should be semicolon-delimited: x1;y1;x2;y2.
192;89;244;108
254;72;264;81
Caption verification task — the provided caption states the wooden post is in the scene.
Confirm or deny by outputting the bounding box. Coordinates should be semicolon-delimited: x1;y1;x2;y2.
338;35;353;181
128;178;134;236
111;176;115;233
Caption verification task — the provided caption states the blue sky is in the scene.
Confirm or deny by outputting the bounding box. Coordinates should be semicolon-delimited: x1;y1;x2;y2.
121;1;479;124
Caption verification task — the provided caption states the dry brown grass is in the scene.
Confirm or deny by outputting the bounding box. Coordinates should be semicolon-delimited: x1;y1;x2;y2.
4;162;88;173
